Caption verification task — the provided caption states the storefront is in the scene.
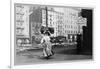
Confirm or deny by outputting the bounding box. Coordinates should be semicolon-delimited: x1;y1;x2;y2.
16;36;31;47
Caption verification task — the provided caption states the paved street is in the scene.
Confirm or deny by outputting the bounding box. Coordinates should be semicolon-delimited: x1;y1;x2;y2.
15;45;92;65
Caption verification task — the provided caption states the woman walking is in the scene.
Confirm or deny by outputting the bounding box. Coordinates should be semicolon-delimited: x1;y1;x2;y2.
41;31;54;58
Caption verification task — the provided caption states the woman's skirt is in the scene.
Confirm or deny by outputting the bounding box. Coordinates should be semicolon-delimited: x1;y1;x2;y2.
42;42;53;57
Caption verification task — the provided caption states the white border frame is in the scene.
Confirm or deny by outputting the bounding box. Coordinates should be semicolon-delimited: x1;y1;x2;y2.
10;0;95;69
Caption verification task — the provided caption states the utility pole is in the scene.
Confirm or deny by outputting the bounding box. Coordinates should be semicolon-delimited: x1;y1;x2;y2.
45;6;48;31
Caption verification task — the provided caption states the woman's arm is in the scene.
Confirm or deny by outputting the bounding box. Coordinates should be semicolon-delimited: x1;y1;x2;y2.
41;38;44;44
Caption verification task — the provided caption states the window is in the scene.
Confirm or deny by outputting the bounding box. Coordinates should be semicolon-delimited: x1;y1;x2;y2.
76;31;77;33
71;31;73;33
68;31;70;33
65;30;66;33
74;31;76;34
69;25;70;28
71;25;73;28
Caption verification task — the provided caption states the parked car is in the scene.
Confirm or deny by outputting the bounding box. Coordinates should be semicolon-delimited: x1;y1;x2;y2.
50;36;66;44
56;36;66;44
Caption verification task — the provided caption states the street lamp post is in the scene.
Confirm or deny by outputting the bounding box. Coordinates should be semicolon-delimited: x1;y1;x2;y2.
45;6;48;31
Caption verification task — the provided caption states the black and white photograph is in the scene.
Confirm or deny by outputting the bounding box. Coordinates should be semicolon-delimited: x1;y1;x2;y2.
14;3;93;65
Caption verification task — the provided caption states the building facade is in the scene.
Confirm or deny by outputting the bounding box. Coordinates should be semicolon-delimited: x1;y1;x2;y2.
62;8;81;40
63;8;87;41
16;5;30;37
42;8;64;37
15;4;31;47
42;7;87;41
15;4;87;47
29;6;43;45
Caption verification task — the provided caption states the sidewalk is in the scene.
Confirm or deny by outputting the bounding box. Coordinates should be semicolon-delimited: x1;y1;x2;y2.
16;42;77;52
15;47;92;65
